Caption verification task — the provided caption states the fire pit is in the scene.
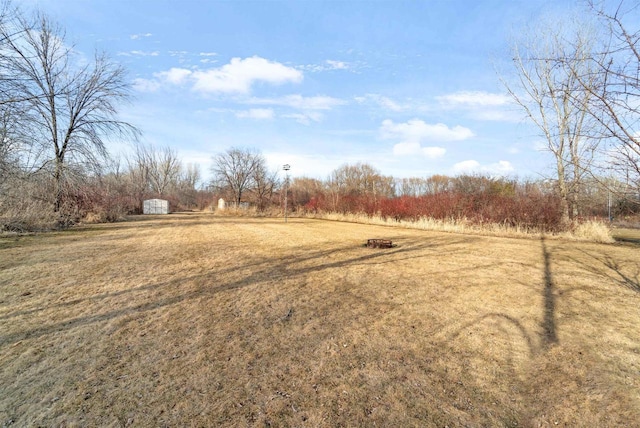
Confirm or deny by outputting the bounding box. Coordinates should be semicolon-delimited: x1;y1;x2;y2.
366;239;393;248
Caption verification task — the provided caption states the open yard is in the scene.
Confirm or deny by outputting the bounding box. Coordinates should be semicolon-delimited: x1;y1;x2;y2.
1;213;639;427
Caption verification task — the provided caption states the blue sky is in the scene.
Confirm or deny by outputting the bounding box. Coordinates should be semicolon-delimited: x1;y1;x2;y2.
27;0;579;182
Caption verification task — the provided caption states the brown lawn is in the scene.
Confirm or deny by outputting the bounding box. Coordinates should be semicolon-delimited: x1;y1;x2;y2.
1;213;639;427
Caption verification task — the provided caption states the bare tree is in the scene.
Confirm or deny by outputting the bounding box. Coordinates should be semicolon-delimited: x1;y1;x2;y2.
147;146;181;196
0;104;19;178
289;177;325;208
330;163;395;198
502;17;600;223
0;8;138;214
128;143;183;200
181;163;201;190
580;1;640;196
211;147;264;207
251;162;278;212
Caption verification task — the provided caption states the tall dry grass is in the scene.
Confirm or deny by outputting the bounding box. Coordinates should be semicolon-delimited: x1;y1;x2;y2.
0;178;57;232
300;212;615;243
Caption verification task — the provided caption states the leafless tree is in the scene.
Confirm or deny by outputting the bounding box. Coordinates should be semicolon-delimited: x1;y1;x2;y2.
128;143;184;199
396;175;453;196
147;146;181;196
330;163;395;198
181;163;201;190
579;1;640;197
251;162;278;212
127;144;152;206
502;16;601;223
211;147;265;207
289;177;325;208
0;8;139;214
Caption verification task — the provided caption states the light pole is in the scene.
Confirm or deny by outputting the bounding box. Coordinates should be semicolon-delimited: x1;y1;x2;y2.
283;164;290;222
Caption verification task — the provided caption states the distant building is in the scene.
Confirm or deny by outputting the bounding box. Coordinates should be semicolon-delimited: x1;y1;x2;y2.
143;199;169;214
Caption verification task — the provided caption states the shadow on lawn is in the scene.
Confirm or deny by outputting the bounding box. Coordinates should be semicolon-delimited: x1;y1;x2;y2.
448;236;559;358
0;235;476;346
540;237;558;349
572;249;640;294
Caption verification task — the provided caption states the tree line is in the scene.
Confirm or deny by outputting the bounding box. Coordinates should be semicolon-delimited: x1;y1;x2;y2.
211;148;632;232
2;0;639;232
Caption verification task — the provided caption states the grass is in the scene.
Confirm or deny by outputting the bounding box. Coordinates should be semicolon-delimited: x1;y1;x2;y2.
612;227;640;247
303;212;615;243
1;212;639;427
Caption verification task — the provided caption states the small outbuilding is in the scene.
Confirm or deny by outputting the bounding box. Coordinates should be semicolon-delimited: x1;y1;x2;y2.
143;198;170;215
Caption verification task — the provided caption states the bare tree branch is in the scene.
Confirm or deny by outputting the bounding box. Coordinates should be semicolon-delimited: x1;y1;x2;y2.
0;6;140;215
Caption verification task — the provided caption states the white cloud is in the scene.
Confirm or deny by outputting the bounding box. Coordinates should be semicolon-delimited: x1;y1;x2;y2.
378;97;403;112
133;78;161;92
381;119;474;142
422;146;447;158
436;91;511;107
326;60;348;70
453;160;514;175
235;108;275;120
435;91;519;122
118;50;160;57
156;68;193;84
282;112;324;125
392;141;421;156
248;94;345;110
132;56;303;94
130;33;152;40
453;160;481;173
199;53;217;64
191;56;303;93
356;94;405;111
382;119;468;159
302;59;355;72
392;142;445;158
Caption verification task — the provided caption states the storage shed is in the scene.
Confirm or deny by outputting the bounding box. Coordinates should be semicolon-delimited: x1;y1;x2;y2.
143;199;169;214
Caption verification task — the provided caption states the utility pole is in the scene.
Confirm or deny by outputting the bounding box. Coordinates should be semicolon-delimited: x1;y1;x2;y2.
283;164;290;222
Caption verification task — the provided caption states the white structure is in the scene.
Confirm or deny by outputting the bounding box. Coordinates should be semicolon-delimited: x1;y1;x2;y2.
217;198;226;210
143;199;169;214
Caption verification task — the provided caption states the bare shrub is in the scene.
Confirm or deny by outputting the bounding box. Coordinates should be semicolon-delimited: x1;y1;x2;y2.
571;220;614;243
0;175;57;232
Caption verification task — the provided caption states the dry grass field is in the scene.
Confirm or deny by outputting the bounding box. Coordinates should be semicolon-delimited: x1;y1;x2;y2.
1;213;639;427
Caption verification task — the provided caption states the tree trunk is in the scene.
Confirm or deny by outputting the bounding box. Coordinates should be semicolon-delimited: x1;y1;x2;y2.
54;157;63;213
556;158;571;226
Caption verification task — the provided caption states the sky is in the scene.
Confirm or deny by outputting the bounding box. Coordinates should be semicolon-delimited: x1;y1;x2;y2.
26;0;581;182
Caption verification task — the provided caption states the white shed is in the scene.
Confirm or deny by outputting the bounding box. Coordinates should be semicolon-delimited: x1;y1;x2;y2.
143;199;169;214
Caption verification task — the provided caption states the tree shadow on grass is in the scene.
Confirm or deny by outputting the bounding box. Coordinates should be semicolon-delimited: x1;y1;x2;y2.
571;249;640;294
0;235;477;346
446;236;558;358
540;237;558;349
